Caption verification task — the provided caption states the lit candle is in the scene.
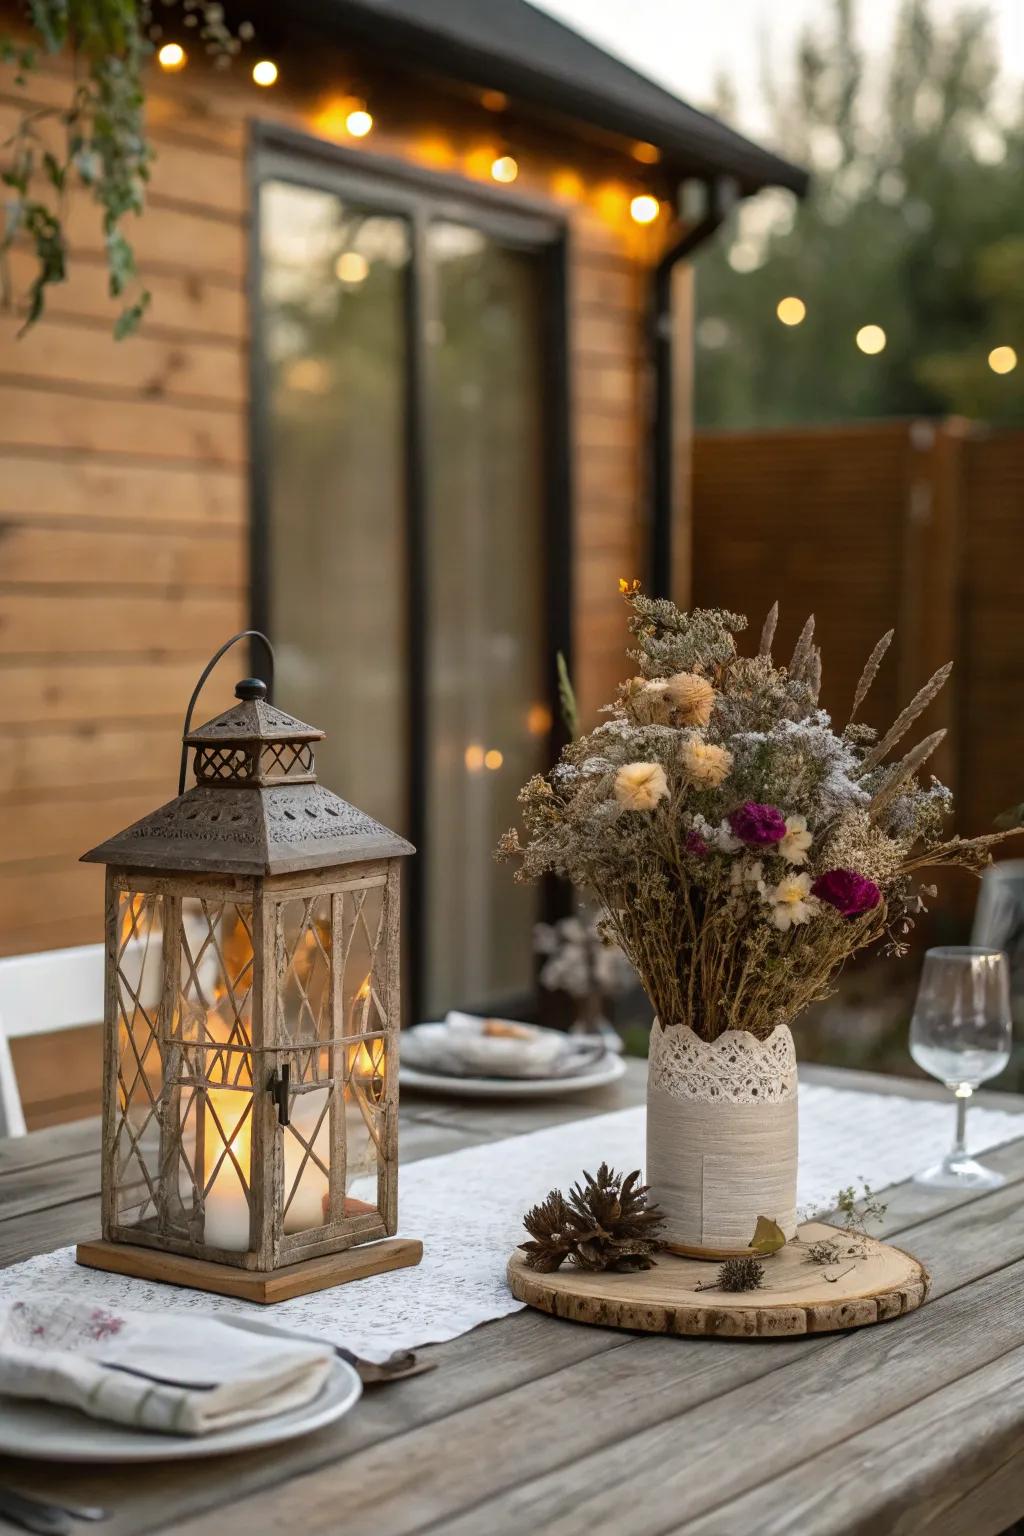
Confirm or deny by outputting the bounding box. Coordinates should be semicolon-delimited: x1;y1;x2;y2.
203;1085;252;1252
283;1086;330;1233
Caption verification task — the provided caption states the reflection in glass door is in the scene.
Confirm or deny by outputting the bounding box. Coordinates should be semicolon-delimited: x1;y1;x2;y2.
255;139;568;1021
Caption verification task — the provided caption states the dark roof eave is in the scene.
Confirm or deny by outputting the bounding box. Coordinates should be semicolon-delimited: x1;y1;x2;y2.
291;0;809;198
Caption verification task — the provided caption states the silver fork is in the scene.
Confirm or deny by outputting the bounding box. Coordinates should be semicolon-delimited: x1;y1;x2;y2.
0;1487;105;1535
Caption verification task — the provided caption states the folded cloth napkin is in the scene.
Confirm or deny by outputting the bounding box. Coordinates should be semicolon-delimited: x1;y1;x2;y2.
401;1013;604;1079
0;1295;335;1436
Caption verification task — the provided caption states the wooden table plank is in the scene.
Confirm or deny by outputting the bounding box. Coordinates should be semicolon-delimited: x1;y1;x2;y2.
156;1138;1024;1536
676;1343;1024;1536
0;1063;1022;1536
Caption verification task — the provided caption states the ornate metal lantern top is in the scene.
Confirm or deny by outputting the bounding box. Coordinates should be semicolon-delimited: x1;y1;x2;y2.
82;636;413;878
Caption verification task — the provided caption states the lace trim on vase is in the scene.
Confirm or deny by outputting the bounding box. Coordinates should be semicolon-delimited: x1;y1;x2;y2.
649;1022;797;1105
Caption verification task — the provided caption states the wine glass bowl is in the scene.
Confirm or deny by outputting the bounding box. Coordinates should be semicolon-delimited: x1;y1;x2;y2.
910;946;1012;1190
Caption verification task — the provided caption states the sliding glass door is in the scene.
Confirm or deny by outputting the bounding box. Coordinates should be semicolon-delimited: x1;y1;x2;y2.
254;131;569;1021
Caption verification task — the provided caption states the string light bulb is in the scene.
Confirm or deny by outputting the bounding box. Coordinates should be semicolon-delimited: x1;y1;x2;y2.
856;324;887;355
480;89;508;112
776;296;806;326
988;345;1017;375
335;251;369;285
484;749;504;771
252;59;278;87
464;745;485;772
157;42;186;71
490;154;518;184
346;107;373;138
630;193;660;225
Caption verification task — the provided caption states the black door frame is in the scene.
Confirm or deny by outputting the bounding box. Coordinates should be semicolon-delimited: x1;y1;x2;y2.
248;121;573;1022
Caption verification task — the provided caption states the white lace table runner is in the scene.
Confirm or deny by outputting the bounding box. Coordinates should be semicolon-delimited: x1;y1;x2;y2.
2;1083;1021;1361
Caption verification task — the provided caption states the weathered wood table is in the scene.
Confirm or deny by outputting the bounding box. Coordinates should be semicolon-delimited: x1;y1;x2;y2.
2;1060;1024;1536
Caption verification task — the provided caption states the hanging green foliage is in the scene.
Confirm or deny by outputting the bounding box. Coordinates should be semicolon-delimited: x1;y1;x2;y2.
1;1;249;338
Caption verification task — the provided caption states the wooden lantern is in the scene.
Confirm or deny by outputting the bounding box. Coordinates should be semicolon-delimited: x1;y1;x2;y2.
76;633;421;1302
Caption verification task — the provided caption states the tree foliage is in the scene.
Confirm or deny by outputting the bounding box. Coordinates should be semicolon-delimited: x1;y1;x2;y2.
694;0;1024;427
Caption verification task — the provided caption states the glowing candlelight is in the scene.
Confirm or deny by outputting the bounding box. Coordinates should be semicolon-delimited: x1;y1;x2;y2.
203;1085;252;1252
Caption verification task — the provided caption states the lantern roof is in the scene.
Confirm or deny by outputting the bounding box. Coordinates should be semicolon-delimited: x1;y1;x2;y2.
82;676;414;876
185;689;325;746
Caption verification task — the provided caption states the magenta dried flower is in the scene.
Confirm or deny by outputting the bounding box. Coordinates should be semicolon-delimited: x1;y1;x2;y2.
685;830;710;857
728;802;787;847
812;868;882;917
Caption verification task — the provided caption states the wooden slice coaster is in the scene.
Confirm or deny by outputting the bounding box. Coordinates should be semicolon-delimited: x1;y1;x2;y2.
507;1221;929;1338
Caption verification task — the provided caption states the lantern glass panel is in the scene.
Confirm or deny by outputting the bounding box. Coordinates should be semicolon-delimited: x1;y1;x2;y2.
112;891;165;1230
178;900;256;1253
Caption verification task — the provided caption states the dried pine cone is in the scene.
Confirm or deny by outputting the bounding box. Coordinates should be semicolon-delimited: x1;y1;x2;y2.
717;1256;765;1291
521;1164;666;1274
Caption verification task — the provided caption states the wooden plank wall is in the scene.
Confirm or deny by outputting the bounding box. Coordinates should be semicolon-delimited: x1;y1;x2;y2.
959;428;1024;838
0;37;655;1122
691;418;1024;905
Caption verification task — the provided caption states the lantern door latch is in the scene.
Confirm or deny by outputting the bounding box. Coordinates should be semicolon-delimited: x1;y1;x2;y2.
268;1063;290;1126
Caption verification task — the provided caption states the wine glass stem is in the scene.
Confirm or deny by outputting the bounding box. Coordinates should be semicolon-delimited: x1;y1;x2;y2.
952;1087;971;1159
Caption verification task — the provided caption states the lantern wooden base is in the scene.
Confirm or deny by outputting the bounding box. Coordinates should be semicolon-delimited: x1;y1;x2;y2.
76;1236;423;1304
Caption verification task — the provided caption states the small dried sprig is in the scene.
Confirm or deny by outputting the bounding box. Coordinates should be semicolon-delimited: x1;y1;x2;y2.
758;600;779;659
833;1181;888;1255
556;651;579;740
521;1163;666;1274
848;629;894;724
804;1238;843;1266
861;662;953;772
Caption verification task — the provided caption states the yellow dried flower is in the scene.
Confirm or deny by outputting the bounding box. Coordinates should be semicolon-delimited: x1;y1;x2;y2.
664;671;715;726
625;679;672;726
679;738;733;788
613;761;669;812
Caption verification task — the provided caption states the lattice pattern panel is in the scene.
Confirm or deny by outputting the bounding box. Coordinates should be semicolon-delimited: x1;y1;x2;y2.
260;741;315;780
176;900;257;1253
194;745;255;783
112;891;165;1230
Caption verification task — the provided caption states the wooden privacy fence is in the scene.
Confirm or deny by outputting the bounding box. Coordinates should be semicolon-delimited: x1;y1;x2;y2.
690;418;1024;882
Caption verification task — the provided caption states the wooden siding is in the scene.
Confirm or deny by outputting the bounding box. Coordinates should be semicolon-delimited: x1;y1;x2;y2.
692;418;1024;917
0;34;665;1122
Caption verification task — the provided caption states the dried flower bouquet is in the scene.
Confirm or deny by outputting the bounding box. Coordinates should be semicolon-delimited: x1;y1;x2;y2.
500;593;1011;1045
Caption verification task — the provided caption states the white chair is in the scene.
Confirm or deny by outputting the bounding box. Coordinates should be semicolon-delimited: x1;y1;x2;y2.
0;942;112;1137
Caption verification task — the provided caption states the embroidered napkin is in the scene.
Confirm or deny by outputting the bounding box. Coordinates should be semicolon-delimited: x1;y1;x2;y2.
0;1296;336;1435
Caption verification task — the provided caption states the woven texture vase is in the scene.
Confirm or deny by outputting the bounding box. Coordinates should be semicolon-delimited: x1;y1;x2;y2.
646;1021;798;1256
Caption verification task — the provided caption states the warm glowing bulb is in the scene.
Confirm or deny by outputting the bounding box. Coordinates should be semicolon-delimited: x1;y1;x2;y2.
335;251;369;284
252;59;278;87
464;744;485;772
346;109;373;138
480;89;508;112
630;194;660;225
158;42;186;71
856;324;887;355
484;749;504;771
632;141;660;165
776;296;806;326
490;155;518;184
988;345;1017;375
526;702;552;736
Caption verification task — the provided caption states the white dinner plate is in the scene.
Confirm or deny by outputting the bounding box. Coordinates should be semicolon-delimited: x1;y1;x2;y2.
0;1325;361;1463
399;1051;627;1098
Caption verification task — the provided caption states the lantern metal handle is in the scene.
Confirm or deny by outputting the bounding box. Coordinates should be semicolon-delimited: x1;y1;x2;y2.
177;630;275;796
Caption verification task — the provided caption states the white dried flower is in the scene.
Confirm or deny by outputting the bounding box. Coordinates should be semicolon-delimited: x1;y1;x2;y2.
680;737;733;788
613;761;669;812
730;858;767;897
713;818;742;852
780;814;812;865
766;872;817;931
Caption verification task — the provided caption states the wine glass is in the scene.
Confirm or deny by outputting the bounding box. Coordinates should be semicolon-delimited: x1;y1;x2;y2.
910;946;1013;1189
